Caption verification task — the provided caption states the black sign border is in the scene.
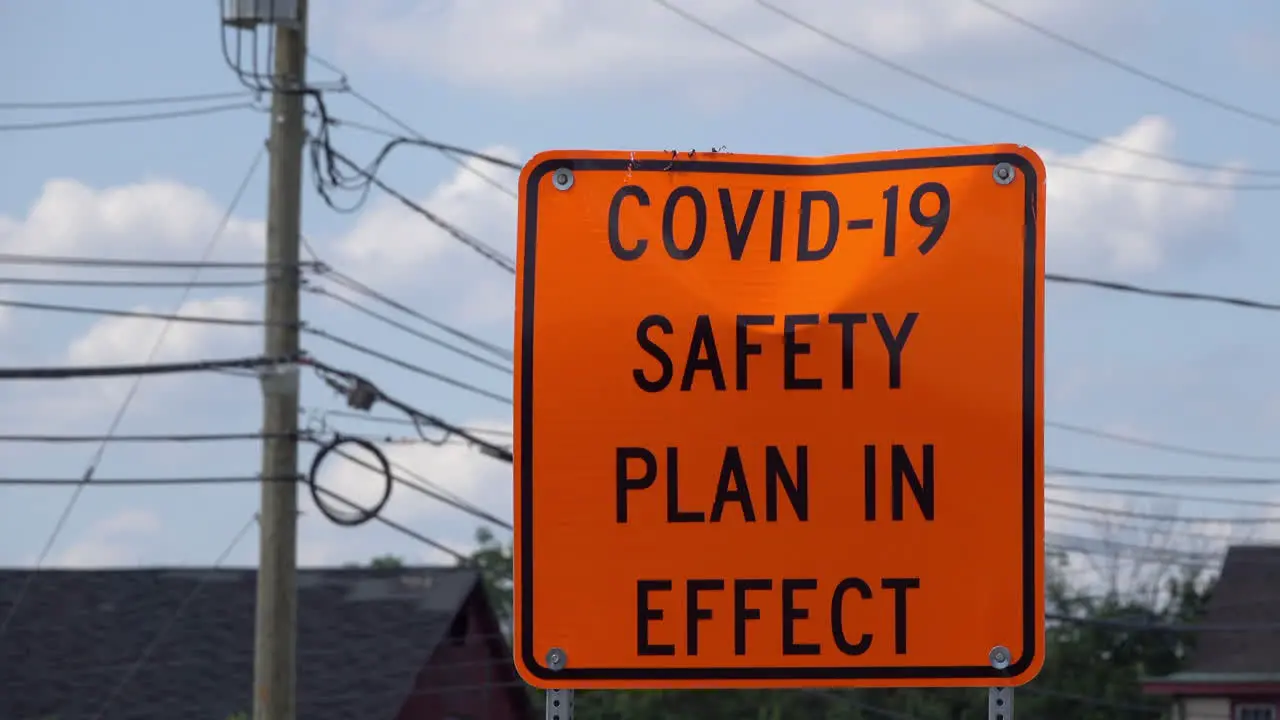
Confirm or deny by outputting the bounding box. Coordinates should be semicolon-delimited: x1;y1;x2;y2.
517;152;1042;684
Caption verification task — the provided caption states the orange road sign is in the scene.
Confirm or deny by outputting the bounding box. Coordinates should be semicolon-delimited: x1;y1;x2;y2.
513;146;1046;690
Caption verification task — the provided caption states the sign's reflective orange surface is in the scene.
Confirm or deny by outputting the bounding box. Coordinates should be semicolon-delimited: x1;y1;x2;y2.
514;146;1046;689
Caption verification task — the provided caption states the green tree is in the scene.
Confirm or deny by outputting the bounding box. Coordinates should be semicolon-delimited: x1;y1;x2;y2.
457;528;1213;719
369;553;405;569
463;526;514;624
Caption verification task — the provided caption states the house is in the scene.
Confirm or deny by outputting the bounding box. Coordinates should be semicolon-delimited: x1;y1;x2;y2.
0;566;535;720
1143;545;1280;720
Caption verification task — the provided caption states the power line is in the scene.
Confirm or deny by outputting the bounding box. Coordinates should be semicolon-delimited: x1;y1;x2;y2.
651;0;1278;191
0;102;254;132
330;116;520;198
1049;420;1280;464
0;431;286;443
0;252;317;271
314;439;512;531
317;267;513;361
308;483;469;562
1048;272;1280;311
0;475;297;487
319;58;523;186
0;90;253;111
1047;497;1278;525
304;283;513;375
320;145;517;272
1050;466;1280;486
0;354;288;381
307;407;512;438
0;276;266;290
754;0;1280;177
1046;482;1280;509
307;358;514;462
1048;510;1251;544
88;514;258;720
305;331;513;405
969;0;1280;130
327;116;523;172
0;296;273;326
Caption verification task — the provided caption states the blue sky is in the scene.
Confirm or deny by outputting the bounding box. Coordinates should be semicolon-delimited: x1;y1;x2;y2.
1;0;1279;585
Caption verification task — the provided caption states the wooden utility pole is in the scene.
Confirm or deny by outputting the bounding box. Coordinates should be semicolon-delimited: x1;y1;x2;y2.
255;1;307;718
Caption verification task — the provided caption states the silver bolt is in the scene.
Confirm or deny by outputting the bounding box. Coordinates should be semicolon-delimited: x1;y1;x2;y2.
989;645;1010;669
551;168;574;191
546;647;567;671
993;163;1015;185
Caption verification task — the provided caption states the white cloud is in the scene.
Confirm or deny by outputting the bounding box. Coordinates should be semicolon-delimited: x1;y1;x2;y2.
53;509;163;568
1044;116;1240;273
65;296;258;367
332;146;518;324
0;178;263;264
330;0;1127;94
1;295;263;432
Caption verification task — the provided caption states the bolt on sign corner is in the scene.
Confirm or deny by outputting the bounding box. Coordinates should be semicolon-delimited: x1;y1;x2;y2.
513;146;1046;691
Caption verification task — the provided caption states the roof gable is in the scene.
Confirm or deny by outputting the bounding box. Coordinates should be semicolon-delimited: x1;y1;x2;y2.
1186;545;1280;675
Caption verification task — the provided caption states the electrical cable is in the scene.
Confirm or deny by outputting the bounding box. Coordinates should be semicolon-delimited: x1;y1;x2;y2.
1046;482;1280;509
87;514;258;720
306;407;512;438
310;483;468;562
650;0;1279;191
330;115;520;199
304;283;513;374
1048;271;1280;311
304;331;512;405
1049;420;1280;464
380;454;511;526
0;354;290;382
969;0;1280;130
0;252;318;271
0;296;276;326
1049;466;1280;486
319;144;517;273
1046;497;1278;525
755;0;1280;177
0;431;289;443
0;90;253;111
318;57;523;187
0;102;255;132
327;116;523;172
310;436;513;531
316;266;513;361
305;358;515;463
306;435;393;527
0;276;266;290
1047;510;1247;544
0;475;298;487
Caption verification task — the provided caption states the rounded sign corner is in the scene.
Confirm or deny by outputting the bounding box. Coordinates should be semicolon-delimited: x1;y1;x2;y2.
512;643;559;689
1001;647;1046;688
519;151;573;189
994;145;1047;185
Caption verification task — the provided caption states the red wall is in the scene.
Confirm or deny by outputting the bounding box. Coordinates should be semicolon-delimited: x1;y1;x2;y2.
396;591;533;720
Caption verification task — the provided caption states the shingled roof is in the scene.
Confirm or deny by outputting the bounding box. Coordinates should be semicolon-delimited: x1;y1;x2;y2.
1146;544;1280;690
1186;545;1280;674
0;566;519;720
